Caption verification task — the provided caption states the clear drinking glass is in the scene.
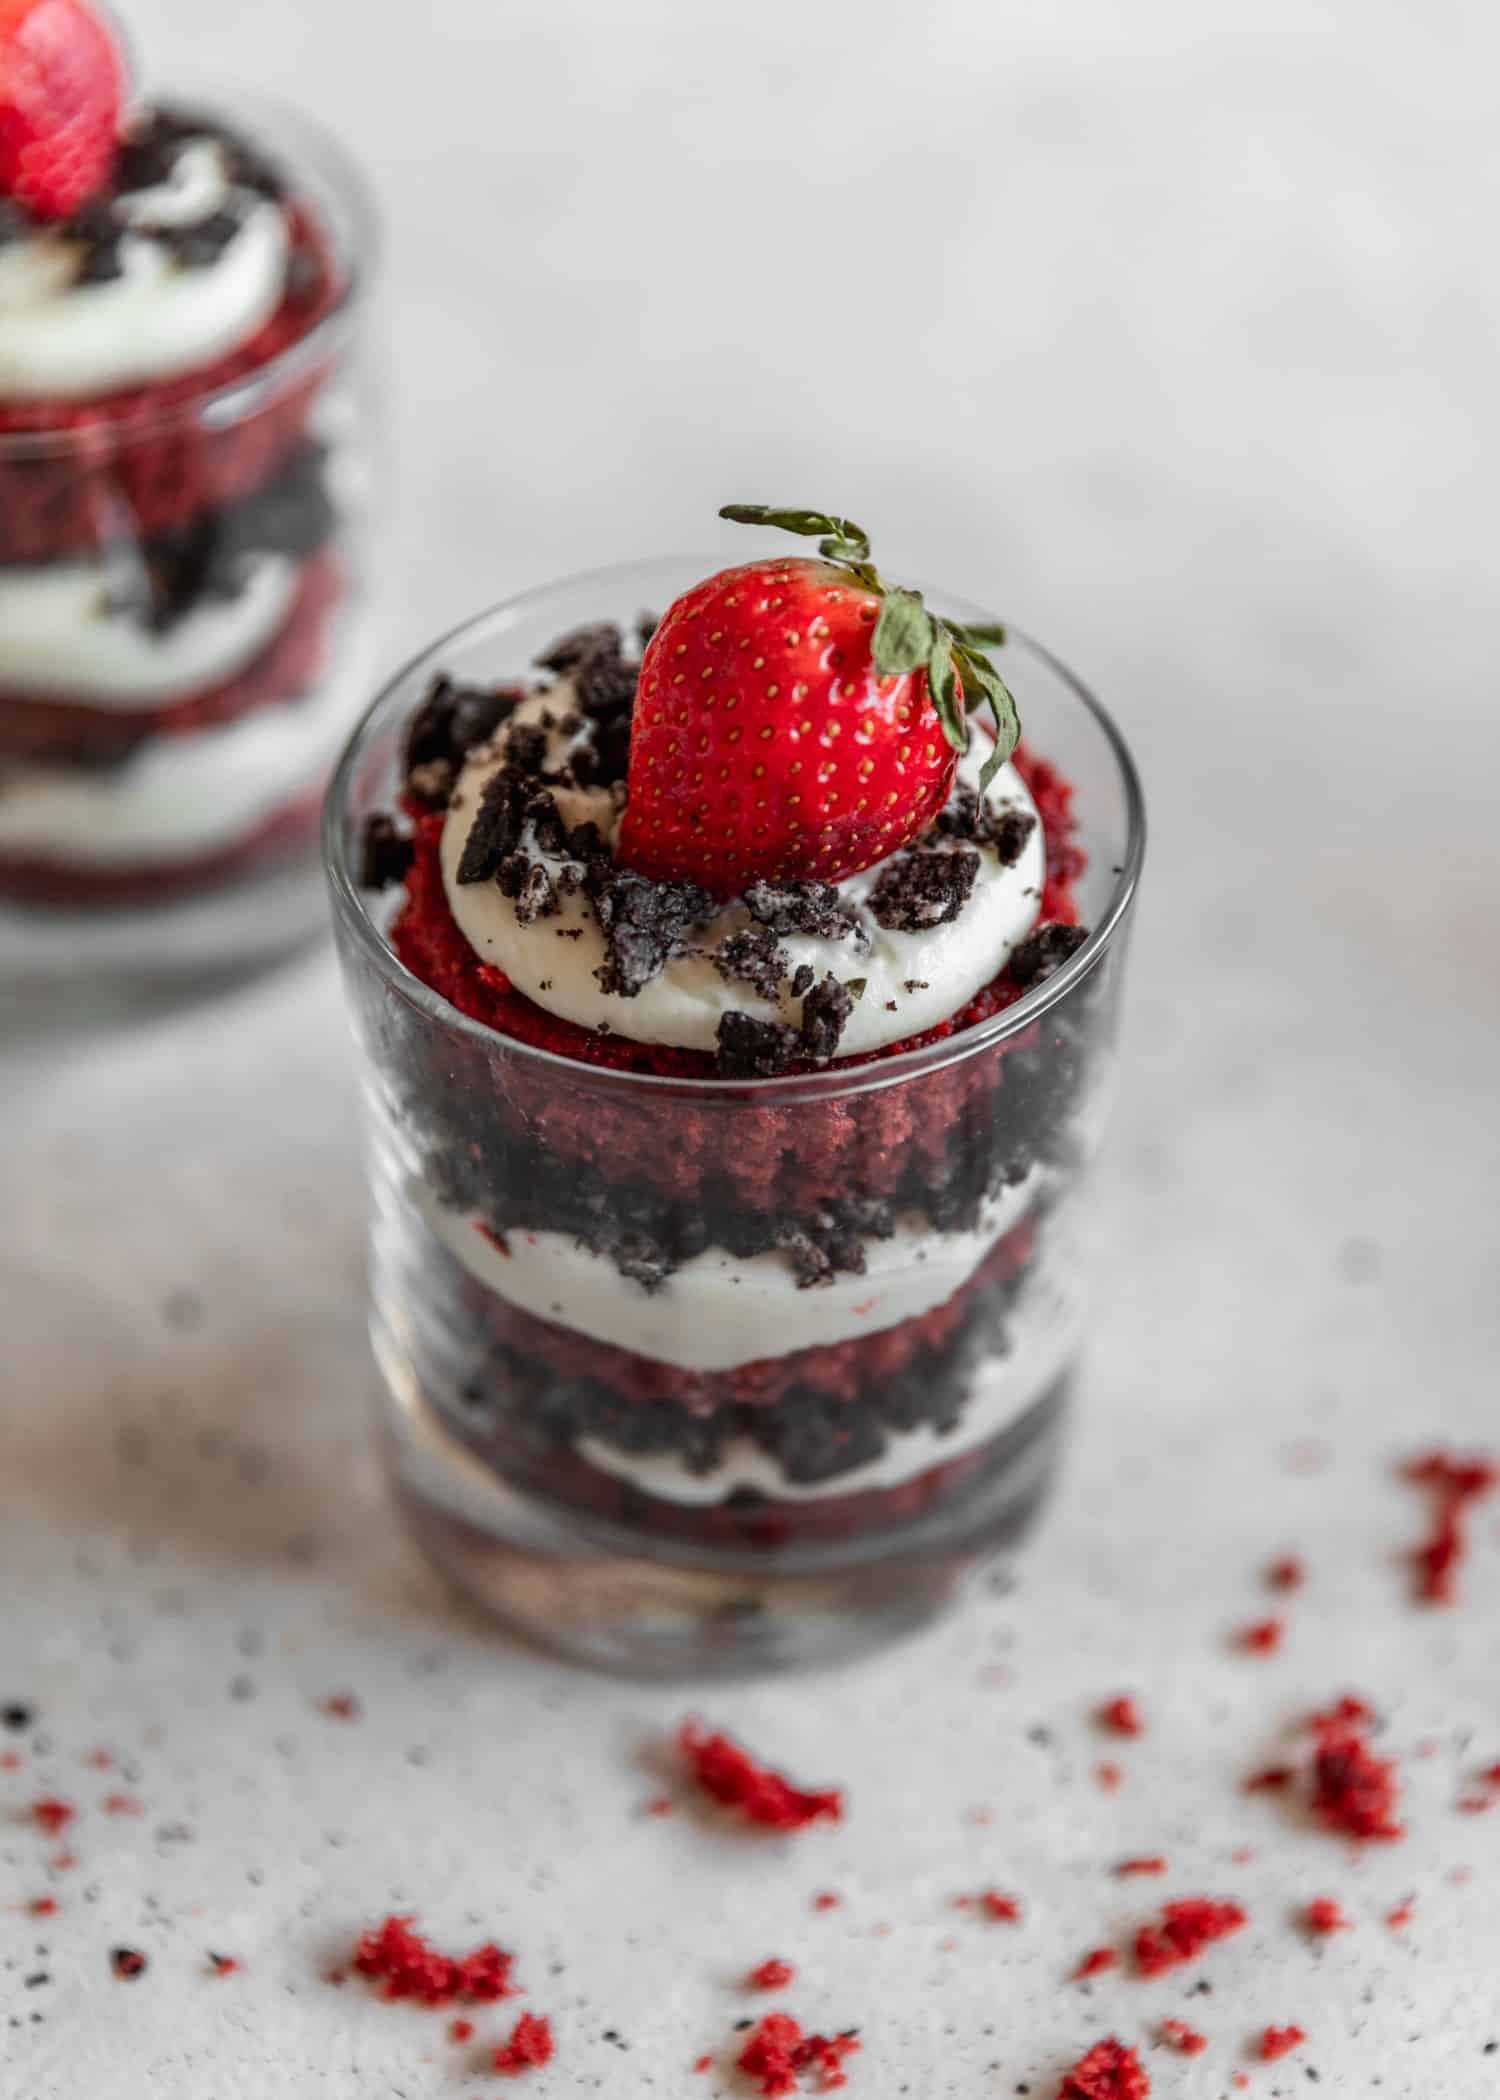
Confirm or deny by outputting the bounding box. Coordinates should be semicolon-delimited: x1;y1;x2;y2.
325;558;1145;1676
0;97;379;1013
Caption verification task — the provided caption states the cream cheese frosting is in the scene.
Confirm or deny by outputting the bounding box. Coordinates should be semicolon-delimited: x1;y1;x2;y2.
440;683;1046;1059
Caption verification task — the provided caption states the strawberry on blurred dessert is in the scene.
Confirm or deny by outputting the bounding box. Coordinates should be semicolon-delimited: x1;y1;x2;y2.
348;509;1114;1573
0;0;370;919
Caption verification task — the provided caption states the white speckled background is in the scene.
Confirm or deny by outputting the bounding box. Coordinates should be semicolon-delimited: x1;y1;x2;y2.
3;0;1499;2092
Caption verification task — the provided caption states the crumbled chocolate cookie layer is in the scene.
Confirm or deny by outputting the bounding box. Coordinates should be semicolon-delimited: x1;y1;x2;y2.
402;676;525;810
715;971;855;1077
359;814;412;891
743;878;865;945
588;864;717;997
936;782;1036;864
715;923;787;1001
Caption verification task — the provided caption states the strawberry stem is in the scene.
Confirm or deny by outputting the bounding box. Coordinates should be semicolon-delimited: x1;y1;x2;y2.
718;502;1021;785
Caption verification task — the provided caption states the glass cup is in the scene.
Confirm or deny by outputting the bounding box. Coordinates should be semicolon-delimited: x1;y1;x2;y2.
326;558;1145;1676
0;96;379;1016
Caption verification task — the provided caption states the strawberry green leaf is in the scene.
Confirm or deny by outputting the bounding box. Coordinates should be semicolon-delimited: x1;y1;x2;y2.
951;619;1007;648
719;505;871;562
872;589;935;676
927;634;967;754
954;646;1021;786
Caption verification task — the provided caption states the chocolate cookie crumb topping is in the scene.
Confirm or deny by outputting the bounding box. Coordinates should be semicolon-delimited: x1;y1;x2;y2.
868;848;980;931
1008;921;1090;987
588;866;717;998
716;924;787;1001
359;814;412;891
407;757;456;809
936;783;1037;864
404;674;521;791
455;769;526;883
789;963;815;998
798;974;854;1062
716;1012;801;1079
534;622;621;675
497;856;558;925
743;878;864;944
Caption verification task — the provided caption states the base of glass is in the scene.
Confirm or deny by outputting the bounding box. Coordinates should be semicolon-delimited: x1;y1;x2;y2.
379;1339;1069;1678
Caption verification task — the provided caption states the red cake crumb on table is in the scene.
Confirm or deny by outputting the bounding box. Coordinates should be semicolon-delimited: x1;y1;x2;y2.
1266;1555;1305;1591
350;1915;518;2006
103;1791;143;1816
737;2011;860;2095
694;2053;715;2073
1400;1449;1497;1604
84;1749;114;1771
1158;2018;1208;2056
449;2017;474;2042
644;1794;675;1817
1056;2037;1151;2099
1235;1618;1285;1656
1385;1899;1415;1930
1308;1714;1404;1843
27;1896;58;1917
1095;1763;1124;1793
492;2012;555;2077
1258;2025;1307;2061
30;1797;75;1835
1098;1696;1145;1738
1114;1858;1168;1878
750;1958;797;1990
812;1891;843;1912
321;1692;361;1721
0;1750;23;1770
1303;1897;1350;1935
979;1890;1023;1921
1133;1898;1247;1977
111;1947;148;1979
1074;1947;1119;1981
678;1721;844;1831
1243;1766;1295;1794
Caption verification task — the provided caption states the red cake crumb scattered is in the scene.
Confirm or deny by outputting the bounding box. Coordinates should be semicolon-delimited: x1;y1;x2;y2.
812;1891;843;1912
84;1749;114;1771
737;2011;860;2095
351;1915;518;2006
1114;1858;1168;1878
1056;2036;1151;2099
103;1791;143;1816
1304;1897;1350;1935
678;1721;843;1831
1309;1712;1403;1843
1258;2025;1306;2061
1243;1766;1295;1794
750;1958;797;1990
1074;1947;1119;1981
1385;1899;1415;1931
30;1797;75;1835
1400;1449;1497;1604
321;1692;362;1721
695;2052;715;2073
492;2011;555;2077
49;1849;77;1871
1267;1555;1305;1592
1133;1898;1247;1978
644;1794;675;1817
979;1890;1023;1921
1235;1618;1285;1656
27;1895;58;1917
1098;1696;1145;1738
0;1750;23;1770
207;1953;240;1977
449;2016;475;2042
1230;1848;1255;1865
1158;2019;1208;2057
1095;1763;1124;1793
1307;1696;1374;1730
111;1947;148;1979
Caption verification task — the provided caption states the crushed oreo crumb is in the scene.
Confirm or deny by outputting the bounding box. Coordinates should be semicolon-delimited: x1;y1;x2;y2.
1008;921;1090;988
715;924;787;1001
715;1012;801;1080
589;865;717;998
744;878;864;944
789;963;815;998
358;815;412;891
534;623;621;675
497;856;559;925
798;974;854;1062
407;757;457;809
936;782;1037;864
868;848;980;931
404;674;522;793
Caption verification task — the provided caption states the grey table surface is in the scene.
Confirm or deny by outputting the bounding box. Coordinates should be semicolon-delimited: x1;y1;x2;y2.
3;1;1498;2093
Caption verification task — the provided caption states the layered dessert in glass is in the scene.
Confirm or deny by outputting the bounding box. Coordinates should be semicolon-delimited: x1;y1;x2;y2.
327;511;1144;1672
0;0;375;991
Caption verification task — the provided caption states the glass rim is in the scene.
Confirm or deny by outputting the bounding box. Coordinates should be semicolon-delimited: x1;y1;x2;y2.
323;555;1148;1104
0;87;378;455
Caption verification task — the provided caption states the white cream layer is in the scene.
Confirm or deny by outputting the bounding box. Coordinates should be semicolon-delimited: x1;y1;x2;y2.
0;623;368;865
578;1258;1081;1503
0;139;289;398
440;686;1045;1058
0;553;298;704
417;1168;1040;1374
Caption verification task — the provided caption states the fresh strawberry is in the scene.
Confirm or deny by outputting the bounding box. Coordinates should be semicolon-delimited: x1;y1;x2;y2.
0;0;125;222
617;504;1019;895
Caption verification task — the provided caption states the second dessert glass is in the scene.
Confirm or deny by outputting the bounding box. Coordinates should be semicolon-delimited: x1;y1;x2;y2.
326;557;1144;1676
